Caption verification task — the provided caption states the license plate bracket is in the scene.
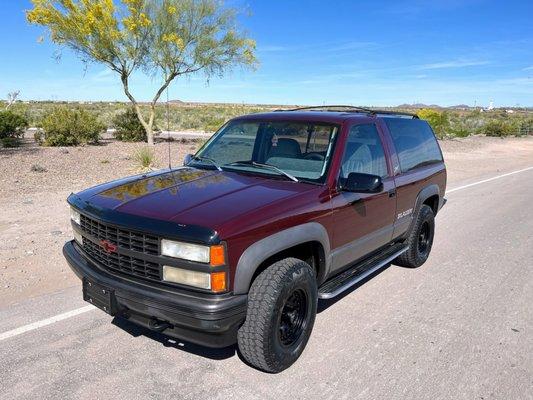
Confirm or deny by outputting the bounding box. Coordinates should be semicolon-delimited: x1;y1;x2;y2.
83;278;116;315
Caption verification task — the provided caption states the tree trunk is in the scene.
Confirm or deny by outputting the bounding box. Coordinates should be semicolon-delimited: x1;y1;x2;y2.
145;123;154;146
146;105;156;146
121;71;176;146
121;74;155;145
130;102;154;145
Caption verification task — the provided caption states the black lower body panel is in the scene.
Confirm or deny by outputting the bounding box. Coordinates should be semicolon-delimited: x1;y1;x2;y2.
318;243;408;299
63;241;247;348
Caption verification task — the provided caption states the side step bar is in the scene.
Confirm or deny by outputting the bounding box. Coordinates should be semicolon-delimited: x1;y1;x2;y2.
318;244;408;300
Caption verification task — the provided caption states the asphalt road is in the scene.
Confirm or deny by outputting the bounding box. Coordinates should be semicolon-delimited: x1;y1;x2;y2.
1;168;532;400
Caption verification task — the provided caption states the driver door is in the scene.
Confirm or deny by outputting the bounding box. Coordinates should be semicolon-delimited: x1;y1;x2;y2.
329;123;397;272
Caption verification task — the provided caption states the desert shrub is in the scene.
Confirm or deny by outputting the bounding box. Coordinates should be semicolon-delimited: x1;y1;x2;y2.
203;116;227;132
515;117;533;136
133;147;155;170
30;164;47;172
112;108;147;142
39;107;105;146
1;137;22;147
448;126;470;138
417;109;450;139
481;119;514;137
447;111;483;138
0;110;28;147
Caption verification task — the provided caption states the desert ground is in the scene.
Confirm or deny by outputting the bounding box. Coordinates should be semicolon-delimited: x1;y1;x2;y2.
1;135;533;306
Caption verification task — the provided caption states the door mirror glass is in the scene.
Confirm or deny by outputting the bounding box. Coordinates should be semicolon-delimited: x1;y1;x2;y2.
183;154;193;165
342;172;383;193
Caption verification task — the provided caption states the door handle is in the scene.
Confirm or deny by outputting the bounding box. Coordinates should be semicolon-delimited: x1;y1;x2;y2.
388;189;396;198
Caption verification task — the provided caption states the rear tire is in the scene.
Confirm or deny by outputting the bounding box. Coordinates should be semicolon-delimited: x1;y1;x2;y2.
237;258;317;373
395;204;435;268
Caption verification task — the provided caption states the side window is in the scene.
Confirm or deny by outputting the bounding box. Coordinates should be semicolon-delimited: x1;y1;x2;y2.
340;124;388;181
384;119;443;173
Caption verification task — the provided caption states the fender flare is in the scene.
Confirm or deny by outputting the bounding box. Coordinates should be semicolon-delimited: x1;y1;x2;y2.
233;222;331;294
405;184;440;237
414;184;440;214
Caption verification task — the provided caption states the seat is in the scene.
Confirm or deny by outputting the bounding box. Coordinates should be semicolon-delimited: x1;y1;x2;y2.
342;143;373;177
268;138;301;159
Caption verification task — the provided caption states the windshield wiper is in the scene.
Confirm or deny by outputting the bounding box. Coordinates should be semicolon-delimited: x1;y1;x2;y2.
226;160;299;182
189;155;222;171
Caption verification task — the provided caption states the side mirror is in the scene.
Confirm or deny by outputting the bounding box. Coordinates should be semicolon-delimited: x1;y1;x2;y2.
342;172;383;193
183;154;193;166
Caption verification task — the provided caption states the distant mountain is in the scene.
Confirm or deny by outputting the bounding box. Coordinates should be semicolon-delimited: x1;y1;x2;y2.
396;103;443;109
396;103;480;110
448;104;473;109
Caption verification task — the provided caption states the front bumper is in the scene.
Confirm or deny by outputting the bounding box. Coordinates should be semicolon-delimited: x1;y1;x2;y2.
63;241;247;347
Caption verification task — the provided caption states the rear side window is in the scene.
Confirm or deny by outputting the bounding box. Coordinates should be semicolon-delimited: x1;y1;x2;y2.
384;119;443;172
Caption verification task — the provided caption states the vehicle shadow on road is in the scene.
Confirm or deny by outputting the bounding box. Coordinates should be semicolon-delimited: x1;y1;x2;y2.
317;262;394;313
108;262;395;366
111;316;238;360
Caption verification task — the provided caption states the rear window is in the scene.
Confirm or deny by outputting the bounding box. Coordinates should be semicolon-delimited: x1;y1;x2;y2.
384;119;443;172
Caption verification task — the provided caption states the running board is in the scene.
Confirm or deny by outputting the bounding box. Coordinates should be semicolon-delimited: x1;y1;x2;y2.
318;244;408;300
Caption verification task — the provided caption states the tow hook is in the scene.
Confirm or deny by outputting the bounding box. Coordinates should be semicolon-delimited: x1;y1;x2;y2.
148;318;171;332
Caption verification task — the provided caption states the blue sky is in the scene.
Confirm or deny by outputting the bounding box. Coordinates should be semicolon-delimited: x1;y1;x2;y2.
1;0;532;106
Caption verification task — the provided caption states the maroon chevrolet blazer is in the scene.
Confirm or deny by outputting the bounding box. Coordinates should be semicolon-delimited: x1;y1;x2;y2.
64;106;446;372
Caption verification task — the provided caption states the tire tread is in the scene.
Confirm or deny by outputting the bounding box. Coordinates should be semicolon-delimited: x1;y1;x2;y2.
237;257;316;372
395;204;435;268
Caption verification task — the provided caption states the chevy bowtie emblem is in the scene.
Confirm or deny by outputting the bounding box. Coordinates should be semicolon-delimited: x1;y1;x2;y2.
99;239;117;254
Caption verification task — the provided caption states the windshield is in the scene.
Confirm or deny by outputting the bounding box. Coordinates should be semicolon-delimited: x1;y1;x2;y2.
189;120;338;183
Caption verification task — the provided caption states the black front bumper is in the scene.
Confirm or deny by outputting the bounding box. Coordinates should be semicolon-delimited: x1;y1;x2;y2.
63;241;247;348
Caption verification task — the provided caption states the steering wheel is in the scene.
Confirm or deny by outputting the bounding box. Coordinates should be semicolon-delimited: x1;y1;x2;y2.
303;152;325;161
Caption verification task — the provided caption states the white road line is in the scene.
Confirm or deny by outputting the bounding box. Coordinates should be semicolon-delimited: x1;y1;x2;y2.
0;305;95;342
2;165;533;342
447;166;533;194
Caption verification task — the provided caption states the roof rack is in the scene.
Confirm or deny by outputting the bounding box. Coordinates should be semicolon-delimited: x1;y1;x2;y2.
277;105;418;119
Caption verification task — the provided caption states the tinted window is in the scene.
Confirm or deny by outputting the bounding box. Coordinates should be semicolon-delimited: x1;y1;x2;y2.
385;119;443;172
340;123;388;181
195;121;338;183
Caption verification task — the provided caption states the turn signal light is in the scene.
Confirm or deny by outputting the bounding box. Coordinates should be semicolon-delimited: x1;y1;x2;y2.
210;245;226;267
210;271;227;292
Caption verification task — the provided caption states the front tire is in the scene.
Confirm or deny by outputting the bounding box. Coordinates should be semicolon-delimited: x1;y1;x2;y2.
237;258;317;373
395;204;435;268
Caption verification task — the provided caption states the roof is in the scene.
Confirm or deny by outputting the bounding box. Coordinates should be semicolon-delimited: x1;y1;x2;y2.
233;105;418;124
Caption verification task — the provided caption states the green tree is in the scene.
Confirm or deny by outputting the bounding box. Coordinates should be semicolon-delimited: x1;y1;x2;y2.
27;0;257;145
417;108;450;139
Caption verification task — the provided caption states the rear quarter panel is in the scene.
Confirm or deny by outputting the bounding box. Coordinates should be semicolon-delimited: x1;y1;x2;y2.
376;118;447;238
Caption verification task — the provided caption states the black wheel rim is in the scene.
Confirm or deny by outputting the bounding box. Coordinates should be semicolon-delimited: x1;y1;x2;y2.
278;289;308;347
417;221;431;256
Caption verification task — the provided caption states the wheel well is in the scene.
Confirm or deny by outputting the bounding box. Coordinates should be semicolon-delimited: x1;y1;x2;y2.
250;241;326;286
423;194;440;214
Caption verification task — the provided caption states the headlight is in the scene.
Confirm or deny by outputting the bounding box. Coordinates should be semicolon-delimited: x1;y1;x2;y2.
161;239;210;263
70;208;81;225
163;266;211;289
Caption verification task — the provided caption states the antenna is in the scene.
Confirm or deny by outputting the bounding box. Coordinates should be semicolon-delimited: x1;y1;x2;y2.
166;83;172;170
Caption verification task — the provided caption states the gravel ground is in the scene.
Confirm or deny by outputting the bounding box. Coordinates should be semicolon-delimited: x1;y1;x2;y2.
0;138;199;305
1;135;532;305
